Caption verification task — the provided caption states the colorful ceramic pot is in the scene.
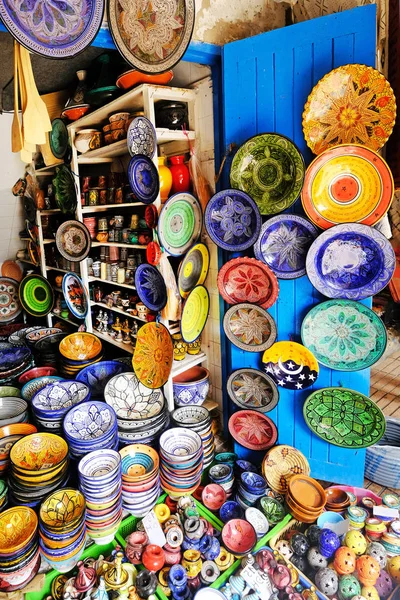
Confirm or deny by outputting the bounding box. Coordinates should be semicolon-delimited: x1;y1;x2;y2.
169;155;190;194
172;367;209;406
142;545;165;573
158;156;173;202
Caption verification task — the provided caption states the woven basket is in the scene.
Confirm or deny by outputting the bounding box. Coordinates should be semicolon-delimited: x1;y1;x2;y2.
365;417;400;488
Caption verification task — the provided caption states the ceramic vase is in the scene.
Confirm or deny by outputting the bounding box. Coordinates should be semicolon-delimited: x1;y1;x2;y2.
172;334;187;361
141;545;165;573
182;550;202;578
169;155;190;194
158;157;173;202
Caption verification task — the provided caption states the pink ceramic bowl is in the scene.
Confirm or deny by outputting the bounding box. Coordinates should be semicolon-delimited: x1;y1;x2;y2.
201;484;227;511
222;519;257;556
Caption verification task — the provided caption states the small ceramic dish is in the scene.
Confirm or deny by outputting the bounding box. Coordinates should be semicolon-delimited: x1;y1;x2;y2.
18;367;58;384
221;519;257;556
63;401;117;442
219;501;243;523
0;398;28;427
288;474;327;511
59;333;102;361
40;489;85;530
202;484;227;511
109;112;129;123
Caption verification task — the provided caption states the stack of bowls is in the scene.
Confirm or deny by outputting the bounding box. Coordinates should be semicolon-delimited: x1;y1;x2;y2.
76;360;130;399
31;381;90;433
34;333;67;368
8;326;43;347
21;376;64;402
39;488;86;573
0;398;28;426
18;366;58;385
159;428;203;498
0;423;37;476
63;401;118;459
171;406;215;468
0;344;33;384
59;333;103;378
236;472;268;508
78;449;123;544
286;474;326;523
0;507;40;592
25;328;62;350
119;444;160;517
209;464;235;498
325;487;351;513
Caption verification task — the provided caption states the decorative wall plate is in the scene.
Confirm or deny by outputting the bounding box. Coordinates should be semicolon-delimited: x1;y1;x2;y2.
0;0;104;58
0;277;21;323
223;304;276;352
306;223;395;300
1;261;23;283
262;445;310;494
52;166;77;214
227;368;279;413
262;341;319;390
303;64;397;155
158;193;202;257
49;119;68;159
132;323;173;389
301;145;394;229
217;257;279;309
104;372;165;420
128;154;159;204
19;275;54;318
204;189;261;251
303;387;386;449
230;133;305;215
178;243;209;299
181;285;209;343
135;264;167;312
228;410;278;451
107;0;195;74
62;273;89;320
56;220;91;262
254;215;318;279
127;117;156;158
301;299;387;371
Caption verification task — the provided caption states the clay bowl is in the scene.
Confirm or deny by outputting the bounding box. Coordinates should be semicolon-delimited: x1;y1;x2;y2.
221;519;257;556
18;366;58;384
0;423;37;460
116;69;173;90
0;507;38;555
61;104;90;121
10;433;68;474
325;487;350;507
286;494;323;519
202;484;227;511
287;475;326;511
0;549;40;592
119;444;159;482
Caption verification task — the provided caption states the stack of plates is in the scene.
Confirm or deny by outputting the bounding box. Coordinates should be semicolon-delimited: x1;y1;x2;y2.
25;328;62;350
171;406;215;468
236;471;268;509
0;398;28;427
8;326;43;347
0;344;33;384
63;401;118;459
59;333;103;378
286;474;327;523
366;417;400;489
34;333;67;368
31;381;90;433
119;444;160;517
159;427;203;498
0;423;37;476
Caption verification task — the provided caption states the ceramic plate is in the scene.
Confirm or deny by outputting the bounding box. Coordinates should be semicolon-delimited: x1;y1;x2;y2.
223;304;276;352
181;285;209;344
306;223;395;300
230;133;305;215
262;341;319;390
62;273;89;320
158;193;202;257
178;243;209;299
0;278;21;323
301;299;387;371
19;275;54;318
56;220;91;262
128;155;159;204
303;64;396;154
27;241;40;267
52;166;77;215
135;264;167;312
107;0;195;74
104;372;165;420
301;145;393;229
127;117;156;158
132;323;173;389
228;410;278;451
217;257;279;309
49;119;68;159
303;387;386;448
254;215;318;279
227;368;279;413
262;445;310;494
1;261;23;283
205;189;261;251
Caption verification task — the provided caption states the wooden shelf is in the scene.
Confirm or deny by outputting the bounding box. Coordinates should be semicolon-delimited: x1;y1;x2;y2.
50;312;79;326
19;258;36;265
19;237;30;241
171;352;207;377
43;239;55;244
91;242;147;249
88;276;136;291
82;203;143;213
46;266;79;274
35;164;62;176
203;399;219;411
94;330;134;354
90;301;147;322
39;209;61;214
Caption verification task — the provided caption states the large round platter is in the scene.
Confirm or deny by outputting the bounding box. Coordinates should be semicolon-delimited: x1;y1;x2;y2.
223;304;276;352
135;264;167;312
262;445;310;494
104;372;165;420
228;410;278;451
52;166;77;215
301;144;394;229
306;223;395;300
19;275;54;318
303;387;386;449
128;155;159;204
217;257;279;309
303;64;396;155
49;119;68;160
204;189;261;251
0;0;104;58
132;323;173;389
178;243;209;299
262;341;319;390
230;133;305;215
62;273;88;320
254;215;318;279
0;277;21;323
181;285;209;344
55;220;91;262
158;193;202;257
107;0;195;75
227;368;279;413
127;117;156;158
301;299;387;372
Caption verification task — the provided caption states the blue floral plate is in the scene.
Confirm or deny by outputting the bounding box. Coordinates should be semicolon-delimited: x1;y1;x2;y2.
127;117;156;158
76;361;131;399
135;264;167;312
0;344;31;372
128;154;159;205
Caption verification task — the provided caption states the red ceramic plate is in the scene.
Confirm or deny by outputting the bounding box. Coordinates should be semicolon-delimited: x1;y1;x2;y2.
228;410;278;451
61;104;90;121
116;70;173;90
217;257;279;309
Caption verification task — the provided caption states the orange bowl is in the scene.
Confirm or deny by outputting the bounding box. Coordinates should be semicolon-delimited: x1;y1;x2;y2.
0;507;38;554
10;433;68;473
116;70;173;90
61;105;90;121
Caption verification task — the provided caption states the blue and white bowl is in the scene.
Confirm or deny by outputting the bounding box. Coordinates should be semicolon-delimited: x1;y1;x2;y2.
32;381;90;418
78;449;121;481
21;376;63;402
76;361;131;400
172;367;210;407
63;401;118;458
159;428;203;462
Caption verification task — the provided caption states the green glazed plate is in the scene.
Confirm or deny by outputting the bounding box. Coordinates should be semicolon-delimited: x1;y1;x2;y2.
301;299;387;371
19;274;54;318
50;118;68;159
158;193;202;256
303;387;386;449
53;166;77;214
230;133;305;215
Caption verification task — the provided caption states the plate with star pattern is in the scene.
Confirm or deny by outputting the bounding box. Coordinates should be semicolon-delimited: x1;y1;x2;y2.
228;409;278;451
262;341;319;390
227;368;279;413
223;304;277;352
135;264;167;312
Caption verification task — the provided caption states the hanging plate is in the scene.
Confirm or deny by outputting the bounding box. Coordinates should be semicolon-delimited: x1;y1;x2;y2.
0;277;22;323
230;133;305;215
178;243;209;299
228;409;278;451
306;223;395;300
262;445;310;494
217;257;279;310
132;322;173;389
135;264;167;312
52;166;77;215
303;64;396;155
301;299;387;372
301;144;394;229
145;204;159;229
127;117;156;158
107;0;195;75
55;220;91;262
303;387;386;449
19;274;54;318
62;273;89;320
254;215;318;279
223;304;276;352
158;193;202;257
2;261;23;283
49;119;68;160
27;241;40;267
262;341;319;391
227;368;279;413
181;285;209;343
128;154;159;204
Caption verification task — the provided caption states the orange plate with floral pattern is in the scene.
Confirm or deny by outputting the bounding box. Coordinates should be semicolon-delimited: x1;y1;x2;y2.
228;409;278;451
217;257;279;310
303;64;396;154
132;322;173;389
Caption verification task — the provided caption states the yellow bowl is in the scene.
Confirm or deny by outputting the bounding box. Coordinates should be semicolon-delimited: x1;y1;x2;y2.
10;433;68;473
13;460;68;484
59;333;102;361
0;507;38;554
40;489;86;530
39;528;82;550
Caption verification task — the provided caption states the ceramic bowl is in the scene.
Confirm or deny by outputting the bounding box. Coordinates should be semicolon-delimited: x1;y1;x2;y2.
0;549;40;592
59;333;102;361
109;112;129;122
119;444;159;481
10;433;68;473
325;487;349;506
41;536;85;572
202;484;227;511
76;360;130;399
0;423;37;459
21;376;64;402
209;464;233;484
0;398;28;427
159;428;202;461
240;471;268;493
25;328;62;347
172;367;210;406
32;381;90;416
78;449;121;481
219;501;243;523
18;367;58;385
39;527;86;557
258;497;286;524
0;507;38;554
116;69;173;90
317;511;345;528
221;518;257;556
0;344;31;372
105;372;165;421
40;488;85;531
245;507;269;537
61;105;90;121
0;386;21;398
63;401;117;442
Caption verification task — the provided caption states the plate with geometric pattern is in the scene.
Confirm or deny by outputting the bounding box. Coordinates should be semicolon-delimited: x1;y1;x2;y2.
223;304;276;352
0;277;21;323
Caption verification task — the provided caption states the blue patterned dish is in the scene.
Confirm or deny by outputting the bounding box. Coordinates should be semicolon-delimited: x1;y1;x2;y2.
0;344;31;372
135;264;167;312
32;381;90;417
21;376;63;402
219;501;243;523
76;360;130;399
128;154;159;205
62;273;88;319
240;472;268;493
63;401;117;442
127;117;156;158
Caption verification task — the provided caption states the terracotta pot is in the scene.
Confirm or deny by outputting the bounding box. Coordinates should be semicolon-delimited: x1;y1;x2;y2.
169;155;190;194
158;157;173;202
142;545;165;573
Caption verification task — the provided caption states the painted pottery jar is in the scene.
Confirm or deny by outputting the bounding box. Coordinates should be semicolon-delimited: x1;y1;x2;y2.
158;157;173;202
142;545;165;573
182;550;202;578
169;155;190;194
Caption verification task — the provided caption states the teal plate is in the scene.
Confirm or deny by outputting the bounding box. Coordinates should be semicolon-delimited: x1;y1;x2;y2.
301;299;387;371
303;387;386;449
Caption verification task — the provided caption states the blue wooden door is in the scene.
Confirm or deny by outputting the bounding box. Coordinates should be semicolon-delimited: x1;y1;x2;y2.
221;5;377;485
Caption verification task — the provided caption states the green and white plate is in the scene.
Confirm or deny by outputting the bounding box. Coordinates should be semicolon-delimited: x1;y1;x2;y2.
19;275;54;318
158;193;202;257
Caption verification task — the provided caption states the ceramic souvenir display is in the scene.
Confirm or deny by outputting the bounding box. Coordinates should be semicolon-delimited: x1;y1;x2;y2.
158;193;203;257
76;360;130;400
221;519;257;557
172;366;209;407
62;273;89;319
171;405;215;468
63;401;119;459
132;323;173;389
217;257;279;309
126;117;156;158
53;166;77;214
19;274;54;317
128;155;160;204
181;285;209;344
56;221;91;262
119;444;160;516
116;69;173;90
228;410;278;451
159;427;203;498
227;368;279;413
286;474;327;523
262;445;310;494
178;243;209;299
0;277;21;323
223;304;277;352
262;341;319;390
135;264;167;312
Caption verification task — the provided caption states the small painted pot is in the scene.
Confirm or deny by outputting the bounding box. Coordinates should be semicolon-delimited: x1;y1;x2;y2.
199;535;220;561
182;550;202;578
142;545;165;573
182;536;200;552
163;545;181;566
200;560;220;585
168;564;188;594
172;334;187;361
135;570;158;599
215;548;235;572
187;337;201;355
154;504;170;524
172;367;210;406
74;129;101;154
